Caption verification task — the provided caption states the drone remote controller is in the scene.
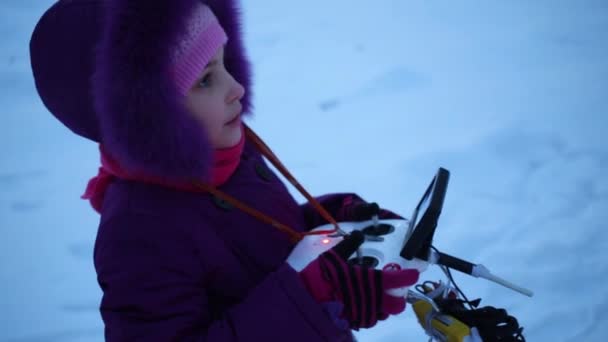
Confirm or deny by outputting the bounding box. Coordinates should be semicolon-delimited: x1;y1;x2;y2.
287;167;534;299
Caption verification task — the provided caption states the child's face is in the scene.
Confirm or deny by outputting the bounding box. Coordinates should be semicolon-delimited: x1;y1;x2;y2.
185;46;245;149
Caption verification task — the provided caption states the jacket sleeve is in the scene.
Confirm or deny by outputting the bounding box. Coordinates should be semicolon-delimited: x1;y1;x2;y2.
94;212;353;342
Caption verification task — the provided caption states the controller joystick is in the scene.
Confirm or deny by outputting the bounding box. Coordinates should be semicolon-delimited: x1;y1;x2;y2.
347;255;380;268
362;223;395;236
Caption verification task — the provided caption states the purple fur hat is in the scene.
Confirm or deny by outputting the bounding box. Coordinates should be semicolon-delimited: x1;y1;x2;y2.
30;0;253;183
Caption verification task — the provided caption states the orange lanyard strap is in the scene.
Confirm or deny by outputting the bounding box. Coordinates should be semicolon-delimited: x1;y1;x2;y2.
192;181;304;244
192;125;343;244
244;126;342;234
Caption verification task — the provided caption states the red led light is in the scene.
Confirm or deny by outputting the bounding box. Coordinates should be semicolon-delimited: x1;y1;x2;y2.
322;238;331;244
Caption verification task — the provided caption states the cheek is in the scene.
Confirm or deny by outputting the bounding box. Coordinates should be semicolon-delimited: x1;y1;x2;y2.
187;99;225;139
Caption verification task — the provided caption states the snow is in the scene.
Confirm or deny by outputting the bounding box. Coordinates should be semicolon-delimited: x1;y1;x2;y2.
1;0;607;340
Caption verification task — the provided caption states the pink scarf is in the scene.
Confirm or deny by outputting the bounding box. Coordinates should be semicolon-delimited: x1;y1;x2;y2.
81;125;246;214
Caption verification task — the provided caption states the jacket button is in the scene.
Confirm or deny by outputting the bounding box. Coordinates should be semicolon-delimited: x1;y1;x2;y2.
255;163;274;182
213;196;233;211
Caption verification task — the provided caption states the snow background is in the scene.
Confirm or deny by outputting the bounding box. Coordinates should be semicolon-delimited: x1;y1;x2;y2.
1;0;607;340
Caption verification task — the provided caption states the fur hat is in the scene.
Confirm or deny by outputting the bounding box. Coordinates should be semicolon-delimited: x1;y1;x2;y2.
30;0;253;183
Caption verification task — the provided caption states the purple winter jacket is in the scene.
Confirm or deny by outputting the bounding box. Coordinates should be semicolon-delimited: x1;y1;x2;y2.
29;0;366;340
94;141;359;341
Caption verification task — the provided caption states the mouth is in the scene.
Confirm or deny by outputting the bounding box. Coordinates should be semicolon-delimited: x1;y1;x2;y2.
225;104;243;126
225;112;241;126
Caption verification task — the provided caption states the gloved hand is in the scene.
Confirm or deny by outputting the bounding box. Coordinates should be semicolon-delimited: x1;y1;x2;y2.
338;195;403;221
299;230;419;330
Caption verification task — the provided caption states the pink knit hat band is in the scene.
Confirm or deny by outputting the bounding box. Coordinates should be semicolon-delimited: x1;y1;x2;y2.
171;3;228;95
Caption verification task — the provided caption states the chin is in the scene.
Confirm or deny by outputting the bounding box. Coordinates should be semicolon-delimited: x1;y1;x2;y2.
216;126;242;149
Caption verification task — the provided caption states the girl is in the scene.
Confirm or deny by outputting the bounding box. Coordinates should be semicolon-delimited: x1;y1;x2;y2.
30;0;419;340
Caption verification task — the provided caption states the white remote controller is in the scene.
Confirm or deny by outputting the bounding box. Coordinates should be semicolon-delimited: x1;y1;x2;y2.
287;219;429;298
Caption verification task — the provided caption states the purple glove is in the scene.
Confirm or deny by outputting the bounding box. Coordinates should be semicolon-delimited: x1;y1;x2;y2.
299;230;419;330
337;195;403;221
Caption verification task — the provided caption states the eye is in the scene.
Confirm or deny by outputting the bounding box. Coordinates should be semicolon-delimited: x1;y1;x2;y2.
197;73;213;88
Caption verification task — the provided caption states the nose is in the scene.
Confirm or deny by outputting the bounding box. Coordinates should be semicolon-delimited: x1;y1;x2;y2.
227;74;245;104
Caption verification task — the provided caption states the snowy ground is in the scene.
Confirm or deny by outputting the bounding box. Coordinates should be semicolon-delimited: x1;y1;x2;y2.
1;0;607;341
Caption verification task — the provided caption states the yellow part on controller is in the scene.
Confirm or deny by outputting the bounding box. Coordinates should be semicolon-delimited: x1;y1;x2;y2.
412;300;473;342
